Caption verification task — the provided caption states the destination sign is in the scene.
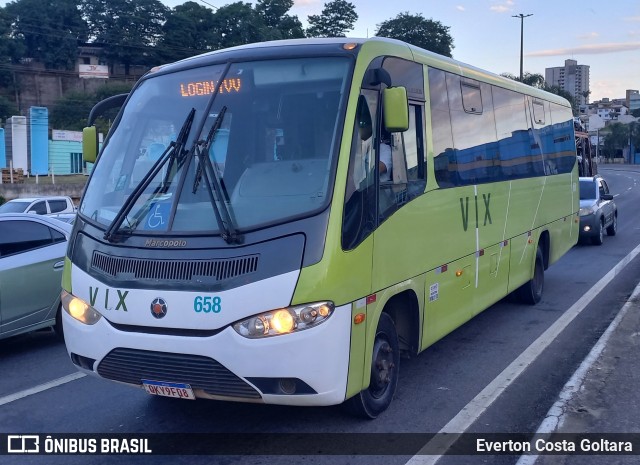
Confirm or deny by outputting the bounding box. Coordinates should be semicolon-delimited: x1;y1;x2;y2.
179;78;242;97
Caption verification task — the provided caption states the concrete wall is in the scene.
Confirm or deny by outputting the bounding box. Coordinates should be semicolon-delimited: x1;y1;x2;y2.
0;183;85;203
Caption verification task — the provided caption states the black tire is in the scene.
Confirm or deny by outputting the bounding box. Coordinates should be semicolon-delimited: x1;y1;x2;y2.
516;246;544;305
344;313;399;419
591;218;604;245
606;214;617;236
54;306;64;341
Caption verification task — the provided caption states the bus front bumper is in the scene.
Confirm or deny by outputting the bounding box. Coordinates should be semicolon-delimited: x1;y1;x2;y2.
63;303;352;407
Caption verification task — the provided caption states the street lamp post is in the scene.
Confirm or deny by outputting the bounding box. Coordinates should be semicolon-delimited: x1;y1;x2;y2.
513;13;532;81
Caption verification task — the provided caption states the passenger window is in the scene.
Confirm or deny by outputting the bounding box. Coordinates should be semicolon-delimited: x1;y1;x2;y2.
0;220;54;257
51;228;66;244
48;200;67;213
30;201;47;214
532;100;545;125
461;82;482;114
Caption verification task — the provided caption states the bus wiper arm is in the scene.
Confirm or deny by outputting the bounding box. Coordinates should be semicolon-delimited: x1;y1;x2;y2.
192;106;242;244
103;108;196;242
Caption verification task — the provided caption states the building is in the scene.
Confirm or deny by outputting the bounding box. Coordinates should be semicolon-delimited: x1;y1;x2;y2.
627;89;640;113
545;59;590;105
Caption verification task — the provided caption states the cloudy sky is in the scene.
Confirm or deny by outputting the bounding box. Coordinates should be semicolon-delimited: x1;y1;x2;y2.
162;0;639;101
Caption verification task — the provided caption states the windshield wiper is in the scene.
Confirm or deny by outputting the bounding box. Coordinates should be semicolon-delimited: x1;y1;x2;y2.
103;108;196;242
192;106;242;244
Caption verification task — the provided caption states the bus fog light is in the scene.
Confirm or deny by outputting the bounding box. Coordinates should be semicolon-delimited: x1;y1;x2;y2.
233;301;334;339
61;290;102;325
279;378;297;394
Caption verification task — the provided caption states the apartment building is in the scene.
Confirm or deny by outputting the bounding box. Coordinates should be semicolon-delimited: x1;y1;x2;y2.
545;59;590;105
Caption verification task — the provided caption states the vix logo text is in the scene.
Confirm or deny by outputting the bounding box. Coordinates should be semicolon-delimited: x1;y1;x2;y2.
460;193;492;231
89;287;129;311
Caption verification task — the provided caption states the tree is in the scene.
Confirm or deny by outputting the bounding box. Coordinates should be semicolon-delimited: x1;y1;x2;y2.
49;82;132;132
0;94;17;121
306;0;357;38
501;72;545;89
81;0;168;75
159;2;217;62
375;12;453;57
602;122;628;160
256;0;304;40
210;2;265;49
5;0;88;70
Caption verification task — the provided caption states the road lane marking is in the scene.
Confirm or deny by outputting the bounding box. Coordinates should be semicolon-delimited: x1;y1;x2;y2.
515;275;640;465
404;242;640;465
0;372;86;407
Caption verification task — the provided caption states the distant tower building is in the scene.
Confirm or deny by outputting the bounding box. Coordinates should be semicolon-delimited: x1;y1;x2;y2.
627;89;640;113
545;59;590;105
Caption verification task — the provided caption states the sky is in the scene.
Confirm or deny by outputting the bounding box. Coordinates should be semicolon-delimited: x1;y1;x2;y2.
161;0;640;102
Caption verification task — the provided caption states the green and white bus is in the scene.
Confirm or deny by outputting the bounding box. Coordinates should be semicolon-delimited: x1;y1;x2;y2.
62;37;578;418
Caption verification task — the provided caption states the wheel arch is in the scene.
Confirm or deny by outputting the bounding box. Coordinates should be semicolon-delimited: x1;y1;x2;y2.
381;289;421;358
538;229;550;270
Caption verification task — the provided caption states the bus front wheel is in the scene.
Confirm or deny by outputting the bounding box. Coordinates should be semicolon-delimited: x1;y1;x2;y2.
516;246;544;305
344;312;400;419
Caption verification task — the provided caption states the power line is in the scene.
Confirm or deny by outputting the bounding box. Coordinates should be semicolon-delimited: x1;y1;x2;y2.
196;0;218;11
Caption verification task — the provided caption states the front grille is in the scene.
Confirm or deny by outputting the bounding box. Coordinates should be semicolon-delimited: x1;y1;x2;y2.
97;348;261;399
91;251;259;282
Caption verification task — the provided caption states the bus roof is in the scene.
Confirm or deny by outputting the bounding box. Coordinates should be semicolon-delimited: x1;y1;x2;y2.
150;37;572;109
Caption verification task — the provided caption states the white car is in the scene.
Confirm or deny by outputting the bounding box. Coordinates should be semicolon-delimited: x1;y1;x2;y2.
0;196;76;215
0;213;72;340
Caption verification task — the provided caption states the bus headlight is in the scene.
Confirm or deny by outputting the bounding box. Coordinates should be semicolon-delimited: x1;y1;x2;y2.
233;301;334;339
61;290;102;325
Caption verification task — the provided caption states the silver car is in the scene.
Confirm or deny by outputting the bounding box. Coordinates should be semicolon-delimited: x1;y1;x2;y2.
0;213;72;340
578;175;617;245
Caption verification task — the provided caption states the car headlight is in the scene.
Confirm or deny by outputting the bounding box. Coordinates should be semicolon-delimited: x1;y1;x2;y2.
61;290;102;325
233;301;334;339
579;207;594;216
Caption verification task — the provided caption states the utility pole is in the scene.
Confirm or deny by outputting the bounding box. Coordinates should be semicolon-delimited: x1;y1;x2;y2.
513;13;533;81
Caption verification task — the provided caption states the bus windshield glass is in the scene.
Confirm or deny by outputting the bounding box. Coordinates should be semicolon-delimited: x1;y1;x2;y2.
80;56;351;234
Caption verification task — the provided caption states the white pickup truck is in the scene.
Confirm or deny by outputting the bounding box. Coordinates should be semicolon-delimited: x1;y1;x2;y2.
0;196;76;215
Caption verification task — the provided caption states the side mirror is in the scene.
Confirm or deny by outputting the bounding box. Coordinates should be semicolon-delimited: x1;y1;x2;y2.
82;126;98;163
601;193;613;201
27;210;37;214
383;86;409;133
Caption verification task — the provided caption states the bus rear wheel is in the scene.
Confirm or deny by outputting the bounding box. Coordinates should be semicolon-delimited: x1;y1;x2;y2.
344;313;399;419
516;246;544;305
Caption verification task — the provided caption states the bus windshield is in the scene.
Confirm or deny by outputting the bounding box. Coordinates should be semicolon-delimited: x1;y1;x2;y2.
80;56;351;234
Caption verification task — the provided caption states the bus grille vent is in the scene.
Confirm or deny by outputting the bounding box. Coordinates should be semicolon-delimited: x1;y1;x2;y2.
91;252;259;282
97;348;261;399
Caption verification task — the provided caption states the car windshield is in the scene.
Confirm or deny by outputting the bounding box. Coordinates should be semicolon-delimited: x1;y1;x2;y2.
80;56;351;234
0;201;30;213
579;180;597;200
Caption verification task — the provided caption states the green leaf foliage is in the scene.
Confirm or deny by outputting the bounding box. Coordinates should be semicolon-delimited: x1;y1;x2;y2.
5;0;88;70
307;0;358;38
375;12;453;57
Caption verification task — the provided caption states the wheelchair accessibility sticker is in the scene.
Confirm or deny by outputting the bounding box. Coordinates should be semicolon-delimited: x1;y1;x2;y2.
144;202;171;230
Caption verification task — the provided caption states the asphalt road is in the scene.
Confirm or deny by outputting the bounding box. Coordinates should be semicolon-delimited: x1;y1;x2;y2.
2;165;640;465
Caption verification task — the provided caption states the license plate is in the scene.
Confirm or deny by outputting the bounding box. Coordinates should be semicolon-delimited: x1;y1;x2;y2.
142;380;195;400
